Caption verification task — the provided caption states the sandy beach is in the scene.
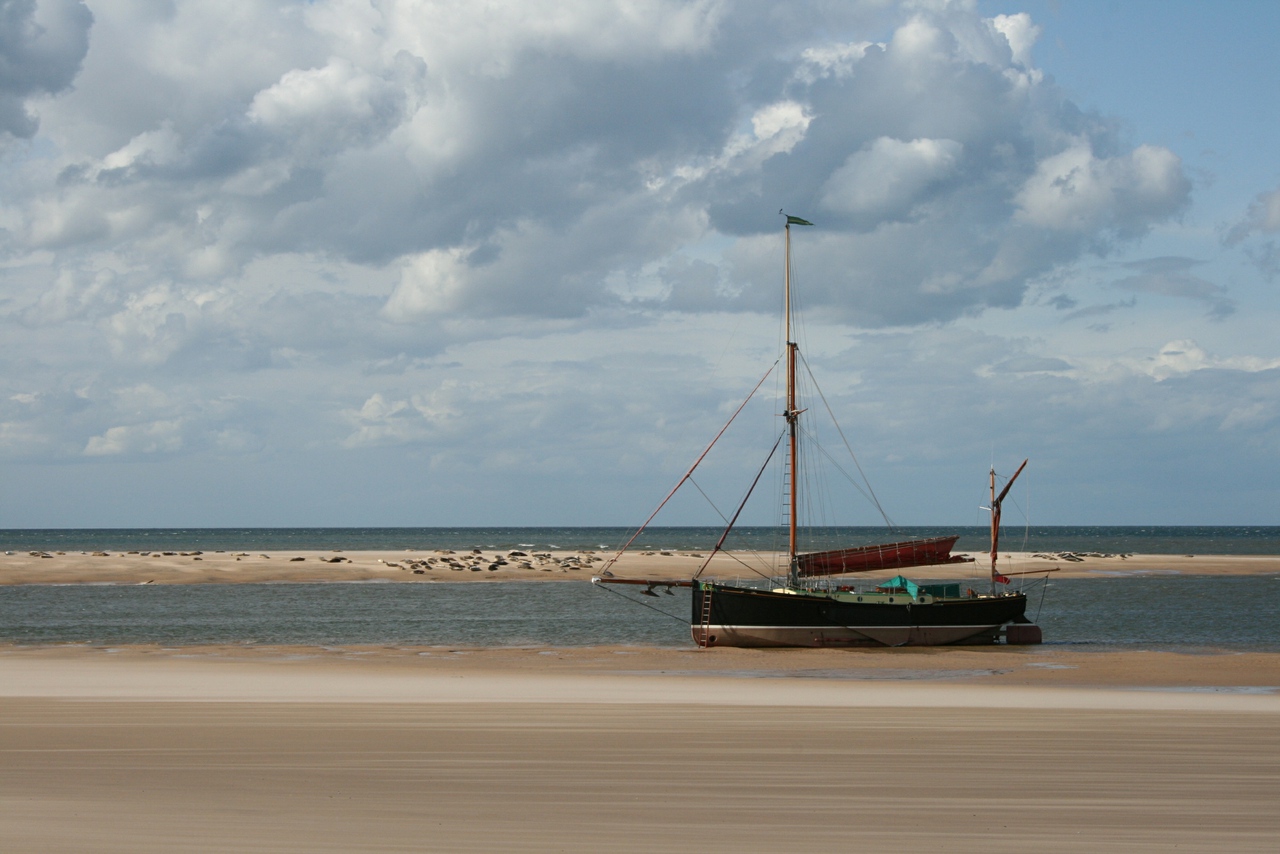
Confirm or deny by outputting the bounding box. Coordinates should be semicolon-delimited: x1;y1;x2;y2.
2;644;1279;852
3;546;1278;584
3;547;1279;850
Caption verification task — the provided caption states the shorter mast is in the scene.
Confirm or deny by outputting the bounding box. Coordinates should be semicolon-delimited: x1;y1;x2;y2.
989;458;1028;592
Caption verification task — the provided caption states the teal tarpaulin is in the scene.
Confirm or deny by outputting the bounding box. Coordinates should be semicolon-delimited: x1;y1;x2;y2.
880;575;920;597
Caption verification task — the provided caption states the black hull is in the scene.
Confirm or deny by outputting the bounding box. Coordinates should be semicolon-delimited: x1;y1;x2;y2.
691;583;1027;648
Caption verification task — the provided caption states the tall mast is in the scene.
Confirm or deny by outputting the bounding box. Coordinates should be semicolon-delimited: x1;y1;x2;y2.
780;213;812;586
785;221;798;584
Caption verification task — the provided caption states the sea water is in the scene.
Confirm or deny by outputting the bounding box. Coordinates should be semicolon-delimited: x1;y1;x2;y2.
1;527;1278;649
4;525;1280;555
1;576;1278;650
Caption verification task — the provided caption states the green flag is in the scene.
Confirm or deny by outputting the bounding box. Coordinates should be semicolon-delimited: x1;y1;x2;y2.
785;214;814;226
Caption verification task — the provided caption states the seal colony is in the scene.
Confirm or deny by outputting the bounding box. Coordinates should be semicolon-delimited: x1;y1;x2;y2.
1;547;1275;585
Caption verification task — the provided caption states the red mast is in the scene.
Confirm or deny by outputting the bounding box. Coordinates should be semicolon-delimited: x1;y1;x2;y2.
990;458;1028;592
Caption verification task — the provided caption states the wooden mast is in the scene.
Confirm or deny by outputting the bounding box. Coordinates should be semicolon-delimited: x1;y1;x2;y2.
988;467;997;594
785;221;799;585
989;458;1028;592
779;213;812;586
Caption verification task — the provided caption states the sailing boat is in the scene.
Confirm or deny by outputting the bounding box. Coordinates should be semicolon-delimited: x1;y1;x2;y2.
594;215;1040;647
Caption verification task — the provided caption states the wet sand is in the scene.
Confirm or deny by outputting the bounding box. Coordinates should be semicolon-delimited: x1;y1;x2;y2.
3;547;1277;584
2;645;1279;852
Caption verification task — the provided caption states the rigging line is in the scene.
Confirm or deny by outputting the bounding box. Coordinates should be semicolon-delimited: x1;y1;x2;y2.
701;531;778;580
798;427;860;522
706;520;784;581
694;432;784;580
797;350;895;530
717;549;776;581
1022;473;1031;552
687;475;730;526
792;369;818;528
1035;574;1050;623
797;423;877;507
592;580;689;626
602;359;780;572
709;311;749;380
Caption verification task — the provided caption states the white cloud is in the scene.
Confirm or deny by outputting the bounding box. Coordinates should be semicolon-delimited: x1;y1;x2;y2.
247;55;422;157
991;13;1040;68
1139;340;1280;382
797;40;878;83
84;418;184;456
99;122;182;172
341;392;418;447
383;248;470;320
103;284;208;364
820;136;962;222
340;384;467;449
1227;185;1280;241
1015;143;1189;236
5;0;1274;527
377;0;726;69
1225;184;1280;281
20;265;122;325
749;101;811;155
0;0;1195;342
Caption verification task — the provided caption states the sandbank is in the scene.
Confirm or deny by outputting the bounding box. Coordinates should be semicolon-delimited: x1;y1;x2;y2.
2;546;1277;585
1;644;1279;852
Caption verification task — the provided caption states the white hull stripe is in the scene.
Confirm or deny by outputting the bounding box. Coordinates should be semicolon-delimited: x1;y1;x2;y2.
701;624;1002;631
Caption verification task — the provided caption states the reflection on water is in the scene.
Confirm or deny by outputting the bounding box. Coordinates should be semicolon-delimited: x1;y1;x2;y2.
1;577;1278;650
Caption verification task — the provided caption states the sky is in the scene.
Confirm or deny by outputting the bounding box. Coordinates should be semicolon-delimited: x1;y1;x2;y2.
1;0;1278;529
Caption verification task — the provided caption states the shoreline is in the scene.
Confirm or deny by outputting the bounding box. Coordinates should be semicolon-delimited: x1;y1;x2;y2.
3;548;1278;585
5;642;1280;693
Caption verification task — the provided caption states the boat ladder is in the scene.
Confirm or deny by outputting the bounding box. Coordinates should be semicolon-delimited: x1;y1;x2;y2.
697;583;714;648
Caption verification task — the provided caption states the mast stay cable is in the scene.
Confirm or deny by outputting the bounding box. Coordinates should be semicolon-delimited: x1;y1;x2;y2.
603;359;779;572
797;350;895;530
694;432;785;580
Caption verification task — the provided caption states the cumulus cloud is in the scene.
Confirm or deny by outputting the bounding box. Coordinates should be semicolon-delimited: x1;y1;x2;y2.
340;387;462;448
382;248;470;320
0;0;92;139
820;136;963;224
247;54;424;159
1139;340;1280;382
5;1;1194;328
991;13;1040;68
84;418;184;456
1014;143;1189;236
0;0;1220;494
